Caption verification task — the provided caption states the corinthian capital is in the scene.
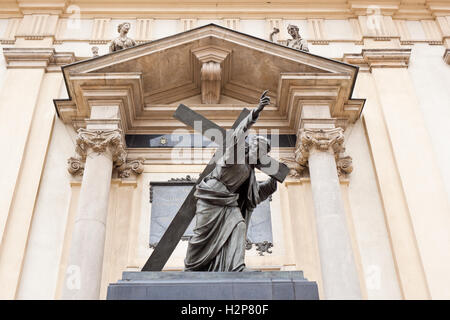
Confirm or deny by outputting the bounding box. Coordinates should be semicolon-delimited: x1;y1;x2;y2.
75;128;127;165
289;127;352;178
295;128;345;164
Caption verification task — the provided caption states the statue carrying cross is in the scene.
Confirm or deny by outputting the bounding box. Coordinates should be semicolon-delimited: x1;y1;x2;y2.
142;90;290;272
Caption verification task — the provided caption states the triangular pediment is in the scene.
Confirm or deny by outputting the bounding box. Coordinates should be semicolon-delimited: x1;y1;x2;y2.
56;24;363;134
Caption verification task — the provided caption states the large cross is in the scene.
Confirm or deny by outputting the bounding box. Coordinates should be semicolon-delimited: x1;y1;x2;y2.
141;104;290;271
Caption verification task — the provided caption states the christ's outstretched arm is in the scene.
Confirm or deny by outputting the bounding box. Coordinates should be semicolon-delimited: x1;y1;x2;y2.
233;90;270;145
221;90;271;165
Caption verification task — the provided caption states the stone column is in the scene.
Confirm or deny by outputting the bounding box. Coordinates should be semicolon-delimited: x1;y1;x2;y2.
0;48;74;299
296;128;361;299
61;128;126;300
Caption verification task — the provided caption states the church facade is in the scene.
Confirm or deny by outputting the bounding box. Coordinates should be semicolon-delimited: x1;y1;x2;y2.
0;0;450;300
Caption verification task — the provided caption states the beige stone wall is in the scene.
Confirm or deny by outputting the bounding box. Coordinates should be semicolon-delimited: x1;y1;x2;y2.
0;0;449;300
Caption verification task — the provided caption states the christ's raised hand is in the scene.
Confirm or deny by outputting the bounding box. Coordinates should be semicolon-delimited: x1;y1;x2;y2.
253;90;270;120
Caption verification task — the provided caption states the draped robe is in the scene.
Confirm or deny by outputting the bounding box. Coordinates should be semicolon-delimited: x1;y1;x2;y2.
184;109;277;272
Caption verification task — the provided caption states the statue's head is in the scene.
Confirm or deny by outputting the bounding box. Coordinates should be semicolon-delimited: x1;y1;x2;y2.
91;46;99;57
287;24;300;39
248;135;271;165
118;22;131;34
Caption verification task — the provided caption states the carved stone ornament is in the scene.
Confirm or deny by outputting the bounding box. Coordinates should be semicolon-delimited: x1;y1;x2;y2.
280;157;307;178
245;239;253;250
245;239;273;256
255;241;274;256
200;61;221;104
67;157;84;176
192;46;231;104
336;155;353;177
75;128;127;165
284;127;352;178
117;158;145;178
295;128;345;164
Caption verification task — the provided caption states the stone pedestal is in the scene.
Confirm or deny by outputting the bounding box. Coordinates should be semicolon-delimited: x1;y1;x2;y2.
107;271;319;300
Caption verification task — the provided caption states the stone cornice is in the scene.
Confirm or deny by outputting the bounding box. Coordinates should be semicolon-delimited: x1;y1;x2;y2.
16;0;67;14
55;24;363;134
2;47;75;71
6;1;441;20
340;53;370;72
362;49;411;69
342;48;411;72
1;1;449;20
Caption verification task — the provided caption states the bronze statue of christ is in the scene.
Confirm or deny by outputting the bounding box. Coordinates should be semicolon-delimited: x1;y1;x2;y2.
184;91;278;272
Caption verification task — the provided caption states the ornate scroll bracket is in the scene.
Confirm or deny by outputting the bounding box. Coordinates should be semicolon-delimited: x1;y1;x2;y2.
200;61;221;104
282;127;353;179
116;158;144;178
336;155;353;177
67;157;85;176
192;46;231;104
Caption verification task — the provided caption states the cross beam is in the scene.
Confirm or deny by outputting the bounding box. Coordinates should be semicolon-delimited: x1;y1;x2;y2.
141;104;289;271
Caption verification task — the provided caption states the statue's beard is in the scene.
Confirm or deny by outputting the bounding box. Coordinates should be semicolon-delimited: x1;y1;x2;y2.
247;149;266;166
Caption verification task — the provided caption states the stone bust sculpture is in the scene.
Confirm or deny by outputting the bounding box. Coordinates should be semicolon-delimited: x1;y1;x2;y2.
109;22;137;53
286;24;309;52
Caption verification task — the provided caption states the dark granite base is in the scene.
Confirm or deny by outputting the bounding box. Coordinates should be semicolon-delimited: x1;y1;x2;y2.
107;271;319;300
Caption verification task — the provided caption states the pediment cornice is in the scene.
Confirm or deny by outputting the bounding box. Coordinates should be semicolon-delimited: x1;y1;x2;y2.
55;24;364;134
